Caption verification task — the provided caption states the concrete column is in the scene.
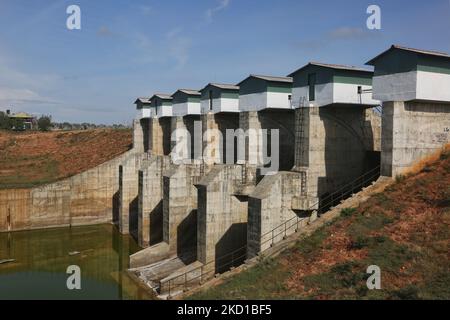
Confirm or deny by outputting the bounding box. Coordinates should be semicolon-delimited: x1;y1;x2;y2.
171;116;191;163
149;118;163;156
247;172;309;257
163;164;202;256
118;154;143;235
202;113;222;166
292;105;381;207
196;165;247;274
381;101;450;177
137;155;170;248
238;111;263;184
132;119;144;153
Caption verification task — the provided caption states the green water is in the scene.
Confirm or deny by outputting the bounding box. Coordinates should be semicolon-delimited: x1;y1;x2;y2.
0;224;155;300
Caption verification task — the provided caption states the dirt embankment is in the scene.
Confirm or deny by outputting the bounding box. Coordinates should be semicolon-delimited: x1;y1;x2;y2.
191;145;450;300
0;129;132;189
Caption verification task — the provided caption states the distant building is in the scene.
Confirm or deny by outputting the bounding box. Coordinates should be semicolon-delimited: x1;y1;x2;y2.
6;110;36;130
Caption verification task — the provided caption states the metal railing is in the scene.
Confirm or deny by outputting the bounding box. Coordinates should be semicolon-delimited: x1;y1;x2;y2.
160;165;381;297
163;246;247;297
260;165;380;248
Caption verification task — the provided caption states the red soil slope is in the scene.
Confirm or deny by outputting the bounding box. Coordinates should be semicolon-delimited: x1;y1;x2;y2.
0;129;132;189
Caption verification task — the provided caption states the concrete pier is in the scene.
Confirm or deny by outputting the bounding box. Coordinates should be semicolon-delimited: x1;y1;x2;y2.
118;153;146;236
149;117;171;156
137;155;171;248
171;115;202;163
293;106;381;207
381;101;450;177
163;163;202;259
197;165;247;273
247;171;310;257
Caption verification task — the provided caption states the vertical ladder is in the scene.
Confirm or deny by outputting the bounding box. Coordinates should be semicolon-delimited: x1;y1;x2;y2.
297;96;308;196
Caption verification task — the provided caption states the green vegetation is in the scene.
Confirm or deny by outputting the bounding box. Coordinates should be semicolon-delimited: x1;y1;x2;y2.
37;115;52;131
190;148;450;300
0;111;11;129
188;258;292;300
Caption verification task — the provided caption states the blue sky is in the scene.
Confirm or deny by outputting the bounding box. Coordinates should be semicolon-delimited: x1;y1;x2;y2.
0;0;449;124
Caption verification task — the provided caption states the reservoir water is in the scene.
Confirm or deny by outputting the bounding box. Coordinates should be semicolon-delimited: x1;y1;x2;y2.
0;224;155;300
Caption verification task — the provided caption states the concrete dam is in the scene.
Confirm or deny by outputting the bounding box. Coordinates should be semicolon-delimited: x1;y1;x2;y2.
1;45;449;298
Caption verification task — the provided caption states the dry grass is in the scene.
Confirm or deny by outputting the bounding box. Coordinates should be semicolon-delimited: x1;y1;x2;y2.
0;129;132;189
191;147;450;300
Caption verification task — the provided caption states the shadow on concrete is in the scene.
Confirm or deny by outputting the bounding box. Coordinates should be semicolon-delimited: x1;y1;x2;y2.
319;106;380;206
176;209;197;264
160;118;172;156
217;113;240;163
129;196;139;241
141;118;150;152
215;222;247;274
259;109;295;172
149;200;164;245
112;191;120;225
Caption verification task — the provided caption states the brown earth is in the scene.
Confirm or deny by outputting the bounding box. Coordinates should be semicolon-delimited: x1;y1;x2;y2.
0;129;132;189
191;145;450;300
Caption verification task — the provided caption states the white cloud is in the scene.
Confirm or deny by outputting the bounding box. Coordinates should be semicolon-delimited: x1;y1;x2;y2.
0;88;59;107
0;50;61;111
205;0;230;23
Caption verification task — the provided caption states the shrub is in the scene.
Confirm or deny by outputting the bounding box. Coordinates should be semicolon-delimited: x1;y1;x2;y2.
38;115;52;131
0;111;11;129
341;207;357;217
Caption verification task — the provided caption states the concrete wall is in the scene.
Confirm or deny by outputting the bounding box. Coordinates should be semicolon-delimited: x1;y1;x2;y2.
118;153;147;236
0;149;138;233
196;165;247;273
171;115;202;163
381;101;450;177
133;118;145;153
293;105;381;207
172;102;202;116
156;105;172;118
373;71;450;103
238;110;296;177
137;155;171;248
202;112;240;166
247;171;310;258
201;97;239;114
292;83;378;107
163;164;202;258
137;108;151;120
239;92;292;112
149;117;171;156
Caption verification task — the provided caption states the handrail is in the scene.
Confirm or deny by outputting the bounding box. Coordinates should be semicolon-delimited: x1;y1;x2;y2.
160;165;381;297
260;165;380;240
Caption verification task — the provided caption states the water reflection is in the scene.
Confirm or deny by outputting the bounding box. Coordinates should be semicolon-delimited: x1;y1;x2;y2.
0;224;155;300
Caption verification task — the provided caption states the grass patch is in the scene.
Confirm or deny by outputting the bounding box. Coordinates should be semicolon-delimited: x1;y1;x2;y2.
341;207;357;217
188;258;291;300
347;212;395;242
295;222;332;256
